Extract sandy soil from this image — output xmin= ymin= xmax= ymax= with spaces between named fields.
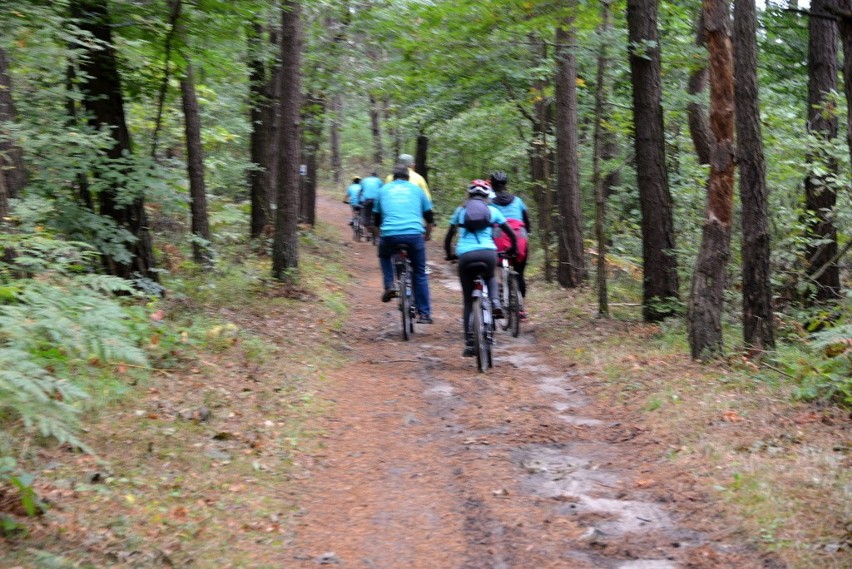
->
xmin=283 ymin=195 xmax=782 ymax=569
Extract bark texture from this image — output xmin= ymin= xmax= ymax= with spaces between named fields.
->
xmin=180 ymin=64 xmax=212 ymax=266
xmin=415 ymin=130 xmax=429 ymax=183
xmin=687 ymin=13 xmax=712 ymax=165
xmin=329 ymin=94 xmax=342 ymax=185
xmin=734 ymin=0 xmax=775 ymax=351
xmin=72 ymin=0 xmax=156 ymax=282
xmin=272 ymin=0 xmax=303 ymax=280
xmin=554 ymin=18 xmax=586 ymax=287
xmin=0 ymin=48 xmax=27 ymax=199
xmin=249 ymin=22 xmax=271 ymax=238
xmin=369 ymin=93 xmax=384 ymax=168
xmin=688 ymin=0 xmax=735 ymax=359
xmin=593 ymin=2 xmax=613 ymax=316
xmin=627 ymin=0 xmax=680 ymax=321
xmin=804 ymin=0 xmax=840 ymax=301
xmin=300 ymin=93 xmax=325 ymax=226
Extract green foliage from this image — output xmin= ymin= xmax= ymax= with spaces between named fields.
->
xmin=0 ymin=457 xmax=42 ymax=523
xmin=0 ymin=234 xmax=151 ymax=452
xmin=789 ymin=324 xmax=852 ymax=407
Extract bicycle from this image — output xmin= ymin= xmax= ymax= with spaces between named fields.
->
xmin=351 ymin=206 xmax=364 ymax=241
xmin=498 ymin=253 xmax=523 ymax=338
xmin=468 ymin=262 xmax=495 ymax=372
xmin=392 ymin=244 xmax=416 ymax=340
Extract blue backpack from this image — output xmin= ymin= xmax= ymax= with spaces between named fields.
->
xmin=461 ymin=199 xmax=492 ymax=241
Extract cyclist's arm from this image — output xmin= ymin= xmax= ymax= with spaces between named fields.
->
xmin=444 ymin=224 xmax=457 ymax=258
xmin=423 ymin=210 xmax=434 ymax=241
xmin=522 ymin=209 xmax=532 ymax=233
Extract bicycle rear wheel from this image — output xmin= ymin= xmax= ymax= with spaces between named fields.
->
xmin=508 ymin=274 xmax=521 ymax=337
xmin=500 ymin=269 xmax=511 ymax=331
xmin=472 ymin=297 xmax=486 ymax=372
xmin=400 ymin=272 xmax=411 ymax=341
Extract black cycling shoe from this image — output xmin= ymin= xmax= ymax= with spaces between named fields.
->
xmin=463 ymin=344 xmax=475 ymax=357
xmin=381 ymin=289 xmax=398 ymax=302
xmin=417 ymin=315 xmax=433 ymax=324
xmin=492 ymin=304 xmax=504 ymax=319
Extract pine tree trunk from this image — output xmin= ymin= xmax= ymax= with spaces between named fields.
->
xmin=369 ymin=94 xmax=384 ymax=168
xmin=71 ymin=0 xmax=157 ymax=282
xmin=272 ymin=0 xmax=302 ymax=281
xmin=627 ymin=0 xmax=680 ymax=321
xmin=180 ymin=64 xmax=212 ymax=267
xmin=528 ymin=36 xmax=555 ymax=282
xmin=687 ymin=13 xmax=712 ymax=166
xmin=415 ymin=129 xmax=429 ymax=183
xmin=0 ymin=48 xmax=27 ymax=198
xmin=300 ymin=93 xmax=324 ymax=226
xmin=593 ymin=1 xmax=613 ymax=317
xmin=735 ymin=0 xmax=775 ymax=352
xmin=841 ymin=6 xmax=852 ymax=191
xmin=688 ymin=0 xmax=735 ymax=360
xmin=329 ymin=93 xmax=342 ymax=185
xmin=804 ymin=0 xmax=840 ymax=301
xmin=249 ymin=22 xmax=270 ymax=238
xmin=554 ymin=17 xmax=586 ymax=288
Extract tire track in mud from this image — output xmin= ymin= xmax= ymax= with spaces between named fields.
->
xmin=287 ymin=195 xmax=771 ymax=569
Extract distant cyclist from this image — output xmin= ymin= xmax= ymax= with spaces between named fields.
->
xmin=374 ymin=163 xmax=435 ymax=324
xmin=344 ymin=176 xmax=363 ymax=226
xmin=358 ymin=172 xmax=383 ymax=236
xmin=444 ymin=179 xmax=518 ymax=357
xmin=489 ymin=171 xmax=531 ymax=317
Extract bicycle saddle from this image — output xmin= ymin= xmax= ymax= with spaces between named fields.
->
xmin=465 ymin=261 xmax=489 ymax=275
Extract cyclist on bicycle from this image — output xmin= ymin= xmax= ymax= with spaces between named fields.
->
xmin=444 ymin=179 xmax=518 ymax=357
xmin=489 ymin=171 xmax=531 ymax=318
xmin=373 ymin=163 xmax=435 ymax=324
xmin=359 ymin=172 xmax=383 ymax=237
xmin=344 ymin=176 xmax=362 ymax=226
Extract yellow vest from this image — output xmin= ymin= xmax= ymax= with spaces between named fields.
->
xmin=386 ymin=168 xmax=431 ymax=201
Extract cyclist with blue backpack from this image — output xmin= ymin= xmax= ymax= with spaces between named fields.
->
xmin=358 ymin=172 xmax=384 ymax=236
xmin=444 ymin=179 xmax=518 ymax=357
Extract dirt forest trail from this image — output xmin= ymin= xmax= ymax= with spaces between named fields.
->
xmin=284 ymin=194 xmax=777 ymax=569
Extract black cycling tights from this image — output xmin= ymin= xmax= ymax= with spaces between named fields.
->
xmin=458 ymin=249 xmax=499 ymax=337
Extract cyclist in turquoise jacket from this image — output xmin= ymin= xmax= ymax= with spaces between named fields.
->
xmin=444 ymin=179 xmax=518 ymax=357
xmin=373 ymin=164 xmax=435 ymax=323
xmin=344 ymin=177 xmax=362 ymax=226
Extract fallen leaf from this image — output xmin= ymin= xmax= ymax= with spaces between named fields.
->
xmin=722 ymin=410 xmax=742 ymax=423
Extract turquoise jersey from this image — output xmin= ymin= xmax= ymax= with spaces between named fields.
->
xmin=359 ymin=176 xmax=383 ymax=200
xmin=346 ymin=183 xmax=362 ymax=205
xmin=373 ymin=180 xmax=432 ymax=236
xmin=450 ymin=204 xmax=507 ymax=256
xmin=492 ymin=195 xmax=527 ymax=222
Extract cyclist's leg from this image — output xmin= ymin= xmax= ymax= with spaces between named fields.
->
xmin=377 ymin=236 xmax=396 ymax=293
xmin=514 ymin=257 xmax=528 ymax=298
xmin=457 ymin=254 xmax=478 ymax=353
xmin=404 ymin=234 xmax=431 ymax=319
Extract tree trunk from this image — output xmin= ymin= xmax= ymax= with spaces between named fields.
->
xmin=735 ymin=0 xmax=775 ymax=352
xmin=249 ymin=21 xmax=270 ymax=238
xmin=300 ymin=93 xmax=325 ymax=226
xmin=804 ymin=0 xmax=841 ymax=301
xmin=554 ymin=16 xmax=586 ymax=288
xmin=329 ymin=93 xmax=342 ymax=185
xmin=593 ymin=2 xmax=613 ymax=317
xmin=71 ymin=0 xmax=157 ymax=282
xmin=369 ymin=93 xmax=384 ymax=168
xmin=272 ymin=0 xmax=302 ymax=281
xmin=841 ymin=6 xmax=852 ymax=193
xmin=627 ymin=0 xmax=680 ymax=321
xmin=0 ymin=48 xmax=27 ymax=198
xmin=687 ymin=12 xmax=712 ymax=165
xmin=180 ymin=64 xmax=213 ymax=267
xmin=415 ymin=129 xmax=429 ymax=183
xmin=386 ymin=99 xmax=401 ymax=163
xmin=688 ymin=0 xmax=735 ymax=359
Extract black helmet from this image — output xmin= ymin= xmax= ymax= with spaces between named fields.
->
xmin=489 ymin=171 xmax=508 ymax=186
xmin=353 ymin=176 xmax=361 ymax=183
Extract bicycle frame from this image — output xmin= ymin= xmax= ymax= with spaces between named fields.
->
xmin=392 ymin=247 xmax=416 ymax=340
